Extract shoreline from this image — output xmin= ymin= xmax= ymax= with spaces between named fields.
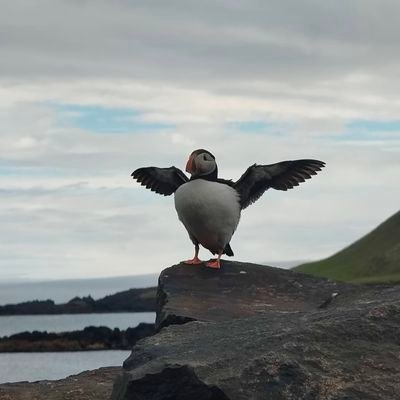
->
xmin=0 ymin=287 xmax=157 ymax=316
xmin=0 ymin=323 xmax=154 ymax=352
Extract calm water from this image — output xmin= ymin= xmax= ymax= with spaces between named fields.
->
xmin=0 ymin=312 xmax=155 ymax=383
xmin=0 ymin=312 xmax=156 ymax=337
xmin=0 ymin=351 xmax=130 ymax=383
xmin=0 ymin=277 xmax=158 ymax=384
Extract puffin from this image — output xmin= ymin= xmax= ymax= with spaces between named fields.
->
xmin=132 ymin=149 xmax=325 ymax=269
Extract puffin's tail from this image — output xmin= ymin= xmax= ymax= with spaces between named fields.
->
xmin=224 ymin=243 xmax=234 ymax=257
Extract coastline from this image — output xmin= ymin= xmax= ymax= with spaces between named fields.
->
xmin=0 ymin=323 xmax=154 ymax=352
xmin=0 ymin=287 xmax=157 ymax=316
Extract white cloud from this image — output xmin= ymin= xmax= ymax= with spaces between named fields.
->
xmin=0 ymin=1 xmax=399 ymax=281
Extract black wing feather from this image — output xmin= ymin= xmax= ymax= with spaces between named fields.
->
xmin=131 ymin=166 xmax=188 ymax=196
xmin=234 ymin=159 xmax=325 ymax=209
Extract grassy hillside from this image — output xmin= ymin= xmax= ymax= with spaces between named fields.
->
xmin=294 ymin=210 xmax=400 ymax=284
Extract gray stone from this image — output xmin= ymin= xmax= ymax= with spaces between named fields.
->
xmin=112 ymin=261 xmax=400 ymax=400
xmin=155 ymin=261 xmax=357 ymax=331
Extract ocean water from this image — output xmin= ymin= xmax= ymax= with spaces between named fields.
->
xmin=0 ymin=312 xmax=156 ymax=337
xmin=0 ymin=312 xmax=155 ymax=384
xmin=0 ymin=351 xmax=130 ymax=384
xmin=0 ymin=276 xmax=158 ymax=384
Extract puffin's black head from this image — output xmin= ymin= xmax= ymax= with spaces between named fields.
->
xmin=185 ymin=149 xmax=217 ymax=179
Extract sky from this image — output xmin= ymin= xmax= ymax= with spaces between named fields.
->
xmin=1 ymin=0 xmax=399 ymax=281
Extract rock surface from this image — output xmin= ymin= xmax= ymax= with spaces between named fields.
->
xmin=155 ymin=261 xmax=358 ymax=330
xmin=112 ymin=261 xmax=400 ymax=400
xmin=0 ymin=367 xmax=120 ymax=400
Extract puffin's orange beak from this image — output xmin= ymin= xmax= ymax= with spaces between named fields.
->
xmin=185 ymin=155 xmax=194 ymax=173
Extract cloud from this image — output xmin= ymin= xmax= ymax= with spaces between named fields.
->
xmin=0 ymin=1 xmax=399 ymax=281
xmin=1 ymin=0 xmax=400 ymax=84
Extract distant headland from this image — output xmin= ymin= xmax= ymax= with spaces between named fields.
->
xmin=0 ymin=287 xmax=157 ymax=315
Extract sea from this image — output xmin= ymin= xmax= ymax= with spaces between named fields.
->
xmin=0 ymin=274 xmax=158 ymax=384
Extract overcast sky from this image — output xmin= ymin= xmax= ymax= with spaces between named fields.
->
xmin=1 ymin=0 xmax=399 ymax=281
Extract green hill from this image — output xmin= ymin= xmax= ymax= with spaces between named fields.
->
xmin=294 ymin=210 xmax=400 ymax=284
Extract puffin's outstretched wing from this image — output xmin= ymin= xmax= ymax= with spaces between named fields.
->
xmin=234 ymin=159 xmax=325 ymax=209
xmin=132 ymin=166 xmax=188 ymax=196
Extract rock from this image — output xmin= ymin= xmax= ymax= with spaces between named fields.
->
xmin=112 ymin=261 xmax=400 ymax=400
xmin=0 ymin=287 xmax=157 ymax=315
xmin=0 ymin=323 xmax=155 ymax=352
xmin=155 ymin=261 xmax=358 ymax=331
xmin=0 ymin=367 xmax=120 ymax=400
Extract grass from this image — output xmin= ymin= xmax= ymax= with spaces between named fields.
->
xmin=294 ymin=210 xmax=400 ymax=284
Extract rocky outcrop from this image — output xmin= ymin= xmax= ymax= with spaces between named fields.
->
xmin=0 ymin=367 xmax=120 ymax=400
xmin=112 ymin=261 xmax=400 ymax=400
xmin=0 ymin=287 xmax=157 ymax=315
xmin=155 ymin=261 xmax=358 ymax=330
xmin=0 ymin=323 xmax=154 ymax=352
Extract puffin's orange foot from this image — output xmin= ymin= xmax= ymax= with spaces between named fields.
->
xmin=183 ymin=257 xmax=203 ymax=265
xmin=206 ymin=259 xmax=221 ymax=269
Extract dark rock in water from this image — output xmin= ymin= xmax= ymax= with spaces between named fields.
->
xmin=0 ymin=287 xmax=157 ymax=315
xmin=0 ymin=323 xmax=155 ymax=352
xmin=112 ymin=261 xmax=400 ymax=400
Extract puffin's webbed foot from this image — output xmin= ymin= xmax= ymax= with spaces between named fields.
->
xmin=183 ymin=256 xmax=203 ymax=265
xmin=206 ymin=250 xmax=223 ymax=269
xmin=183 ymin=244 xmax=202 ymax=265
xmin=206 ymin=259 xmax=221 ymax=269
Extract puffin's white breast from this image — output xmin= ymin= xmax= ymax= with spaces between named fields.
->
xmin=174 ymin=179 xmax=241 ymax=251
